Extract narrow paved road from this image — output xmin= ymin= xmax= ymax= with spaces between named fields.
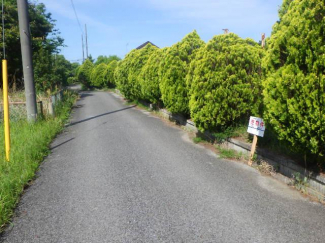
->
xmin=2 ymin=91 xmax=325 ymax=243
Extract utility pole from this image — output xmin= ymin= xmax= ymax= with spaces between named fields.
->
xmin=222 ymin=29 xmax=229 ymax=34
xmin=261 ymin=33 xmax=266 ymax=49
xmin=85 ymin=24 xmax=88 ymax=59
xmin=82 ymin=34 xmax=85 ymax=63
xmin=17 ymin=0 xmax=37 ymax=122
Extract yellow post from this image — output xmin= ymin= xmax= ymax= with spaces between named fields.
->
xmin=2 ymin=59 xmax=10 ymax=161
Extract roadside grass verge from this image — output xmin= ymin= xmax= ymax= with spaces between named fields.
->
xmin=0 ymin=90 xmax=77 ymax=231
xmin=215 ymin=145 xmax=248 ymax=161
xmin=193 ymin=137 xmax=204 ymax=144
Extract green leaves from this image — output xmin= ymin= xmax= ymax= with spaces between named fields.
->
xmin=115 ymin=44 xmax=158 ymax=100
xmin=77 ymin=59 xmax=94 ymax=88
xmin=160 ymin=30 xmax=205 ymax=115
xmin=139 ymin=48 xmax=165 ymax=105
xmin=91 ymin=63 xmax=108 ymax=88
xmin=188 ymin=33 xmax=263 ymax=131
xmin=0 ymin=0 xmax=65 ymax=91
xmin=106 ymin=60 xmax=118 ymax=87
xmin=263 ymin=0 xmax=325 ymax=157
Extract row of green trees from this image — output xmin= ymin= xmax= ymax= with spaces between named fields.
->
xmin=114 ymin=31 xmax=263 ymax=132
xmin=110 ymin=0 xmax=324 ymax=163
xmin=77 ymin=55 xmax=120 ymax=89
xmin=0 ymin=0 xmax=77 ymax=92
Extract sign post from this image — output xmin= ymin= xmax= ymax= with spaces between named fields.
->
xmin=247 ymin=116 xmax=265 ymax=166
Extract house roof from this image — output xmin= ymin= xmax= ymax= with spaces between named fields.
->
xmin=135 ymin=41 xmax=159 ymax=50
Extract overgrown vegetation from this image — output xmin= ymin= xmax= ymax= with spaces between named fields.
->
xmin=0 ymin=90 xmax=77 ymax=230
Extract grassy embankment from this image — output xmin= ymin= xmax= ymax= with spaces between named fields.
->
xmin=0 ymin=90 xmax=77 ymax=230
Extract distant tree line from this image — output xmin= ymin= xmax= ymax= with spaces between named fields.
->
xmin=77 ymin=55 xmax=120 ymax=89
xmin=0 ymin=0 xmax=78 ymax=92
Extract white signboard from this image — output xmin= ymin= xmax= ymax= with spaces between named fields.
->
xmin=247 ymin=116 xmax=265 ymax=137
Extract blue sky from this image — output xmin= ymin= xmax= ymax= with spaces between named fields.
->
xmin=39 ymin=0 xmax=284 ymax=63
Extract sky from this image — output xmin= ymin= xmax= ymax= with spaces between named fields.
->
xmin=38 ymin=0 xmax=284 ymax=63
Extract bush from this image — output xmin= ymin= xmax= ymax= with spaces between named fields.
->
xmin=115 ymin=58 xmax=131 ymax=98
xmin=262 ymin=0 xmax=325 ymax=160
xmin=160 ymin=30 xmax=205 ymax=115
xmin=188 ymin=33 xmax=263 ymax=131
xmin=106 ymin=60 xmax=118 ymax=87
xmin=90 ymin=63 xmax=108 ymax=88
xmin=116 ymin=44 xmax=157 ymax=100
xmin=139 ymin=48 xmax=166 ymax=105
xmin=77 ymin=59 xmax=94 ymax=88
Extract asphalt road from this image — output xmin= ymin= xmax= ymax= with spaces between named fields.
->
xmin=2 ymin=91 xmax=325 ymax=243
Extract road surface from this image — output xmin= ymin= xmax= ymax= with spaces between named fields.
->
xmin=1 ymin=91 xmax=325 ymax=242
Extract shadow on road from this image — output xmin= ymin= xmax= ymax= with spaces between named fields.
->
xmin=50 ymin=138 xmax=75 ymax=150
xmin=67 ymin=105 xmax=136 ymax=127
xmin=79 ymin=93 xmax=93 ymax=99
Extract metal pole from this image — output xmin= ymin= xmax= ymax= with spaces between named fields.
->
xmin=17 ymin=0 xmax=37 ymax=122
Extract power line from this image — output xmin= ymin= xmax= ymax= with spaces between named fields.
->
xmin=70 ymin=0 xmax=85 ymax=63
xmin=70 ymin=0 xmax=83 ymax=34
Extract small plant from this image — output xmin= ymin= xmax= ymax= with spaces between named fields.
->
xmin=292 ymin=172 xmax=309 ymax=192
xmin=193 ymin=137 xmax=203 ymax=144
xmin=217 ymin=146 xmax=244 ymax=160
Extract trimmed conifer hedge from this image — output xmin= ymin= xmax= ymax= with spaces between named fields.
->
xmin=90 ymin=63 xmax=108 ymax=87
xmin=263 ymin=0 xmax=325 ymax=159
xmin=115 ymin=44 xmax=158 ymax=100
xmin=188 ymin=33 xmax=263 ymax=131
xmin=106 ymin=60 xmax=118 ymax=87
xmin=159 ymin=31 xmax=205 ymax=115
xmin=139 ymin=48 xmax=166 ymax=105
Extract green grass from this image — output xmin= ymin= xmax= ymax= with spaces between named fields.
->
xmin=216 ymin=145 xmax=248 ymax=161
xmin=0 ymin=90 xmax=77 ymax=230
xmin=193 ymin=137 xmax=204 ymax=144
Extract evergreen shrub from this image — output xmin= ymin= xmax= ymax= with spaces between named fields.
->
xmin=160 ymin=31 xmax=205 ymax=115
xmin=188 ymin=33 xmax=263 ymax=131
xmin=263 ymin=0 xmax=325 ymax=159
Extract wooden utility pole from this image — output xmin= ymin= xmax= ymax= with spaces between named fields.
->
xmin=261 ymin=33 xmax=266 ymax=49
xmin=81 ymin=34 xmax=85 ymax=63
xmin=85 ymin=24 xmax=88 ymax=59
xmin=17 ymin=0 xmax=37 ymax=122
